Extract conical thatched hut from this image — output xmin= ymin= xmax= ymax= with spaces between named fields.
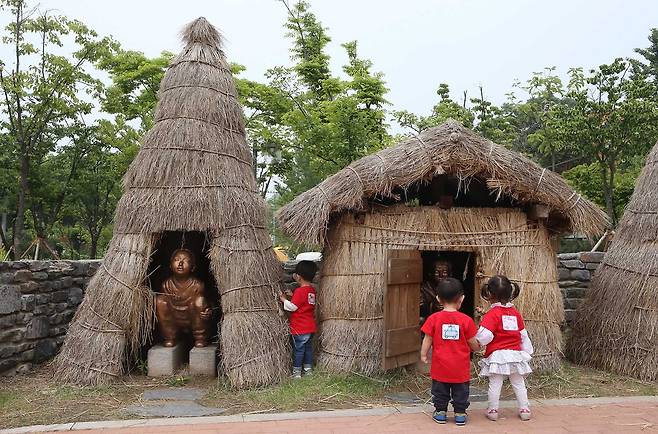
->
xmin=569 ymin=141 xmax=658 ymax=380
xmin=277 ymin=121 xmax=607 ymax=374
xmin=54 ymin=18 xmax=290 ymax=387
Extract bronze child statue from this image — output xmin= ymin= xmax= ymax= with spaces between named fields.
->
xmin=155 ymin=249 xmax=211 ymax=347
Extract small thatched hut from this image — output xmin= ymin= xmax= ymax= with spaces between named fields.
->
xmin=569 ymin=140 xmax=658 ymax=380
xmin=277 ymin=121 xmax=607 ymax=374
xmin=54 ymin=18 xmax=289 ymax=387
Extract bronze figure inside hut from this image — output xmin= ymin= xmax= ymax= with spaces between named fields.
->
xmin=156 ymin=248 xmax=211 ymax=347
xmin=420 ymin=259 xmax=452 ymax=325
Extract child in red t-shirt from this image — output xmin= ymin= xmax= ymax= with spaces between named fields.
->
xmin=279 ymin=260 xmax=317 ymax=379
xmin=421 ymin=278 xmax=479 ymax=426
xmin=476 ymin=275 xmax=534 ymax=422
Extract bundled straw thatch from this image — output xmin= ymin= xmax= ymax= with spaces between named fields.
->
xmin=54 ymin=17 xmax=290 ymax=387
xmin=277 ymin=121 xmax=607 ymax=375
xmin=276 ymin=121 xmax=608 ymax=247
xmin=569 ymin=141 xmax=658 ymax=381
xmin=319 ymin=206 xmax=564 ymax=373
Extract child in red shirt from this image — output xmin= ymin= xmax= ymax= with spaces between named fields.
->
xmin=421 ymin=277 xmax=479 ymax=426
xmin=279 ymin=260 xmax=317 ymax=379
xmin=476 ymin=275 xmax=534 ymax=422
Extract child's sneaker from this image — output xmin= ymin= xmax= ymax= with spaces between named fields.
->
xmin=485 ymin=408 xmax=499 ymax=421
xmin=303 ymin=364 xmax=313 ymax=376
xmin=292 ymin=367 xmax=302 ymax=379
xmin=432 ymin=411 xmax=447 ymax=424
xmin=454 ymin=413 xmax=467 ymax=426
xmin=519 ymin=408 xmax=531 ymax=421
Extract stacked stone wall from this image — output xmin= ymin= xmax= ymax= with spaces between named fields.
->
xmin=0 ymin=260 xmax=100 ymax=375
xmin=557 ymin=252 xmax=603 ymax=324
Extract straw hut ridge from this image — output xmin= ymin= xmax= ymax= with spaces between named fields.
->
xmin=277 ymin=121 xmax=608 ymax=374
xmin=54 ymin=17 xmax=290 ymax=388
xmin=569 ymin=140 xmax=658 ymax=381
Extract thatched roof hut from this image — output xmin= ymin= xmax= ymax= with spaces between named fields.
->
xmin=277 ymin=121 xmax=607 ymax=374
xmin=569 ymin=141 xmax=658 ymax=380
xmin=54 ymin=17 xmax=289 ymax=387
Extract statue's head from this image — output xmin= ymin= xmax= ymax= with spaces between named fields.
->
xmin=170 ymin=248 xmax=195 ymax=276
xmin=432 ymin=260 xmax=452 ymax=281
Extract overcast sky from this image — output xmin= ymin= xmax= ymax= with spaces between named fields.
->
xmin=4 ymin=0 xmax=658 ymax=119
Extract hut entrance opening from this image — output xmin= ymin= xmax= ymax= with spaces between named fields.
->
xmin=147 ymin=231 xmax=220 ymax=354
xmin=421 ymin=251 xmax=476 ymax=319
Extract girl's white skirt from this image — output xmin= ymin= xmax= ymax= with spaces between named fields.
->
xmin=478 ymin=350 xmax=532 ymax=377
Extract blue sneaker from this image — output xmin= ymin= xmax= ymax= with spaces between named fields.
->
xmin=432 ymin=410 xmax=447 ymax=424
xmin=454 ymin=413 xmax=467 ymax=426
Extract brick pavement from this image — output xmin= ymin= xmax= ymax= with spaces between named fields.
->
xmin=4 ymin=397 xmax=658 ymax=434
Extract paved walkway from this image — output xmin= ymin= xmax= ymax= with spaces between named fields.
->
xmin=4 ymin=396 xmax=658 ymax=434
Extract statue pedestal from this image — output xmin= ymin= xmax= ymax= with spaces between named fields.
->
xmin=189 ymin=346 xmax=216 ymax=376
xmin=147 ymin=344 xmax=186 ymax=376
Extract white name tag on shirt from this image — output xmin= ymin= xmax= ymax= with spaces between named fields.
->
xmin=442 ymin=324 xmax=460 ymax=340
xmin=502 ymin=315 xmax=518 ymax=331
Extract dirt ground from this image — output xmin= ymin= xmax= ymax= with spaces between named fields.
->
xmin=1 ymin=360 xmax=658 ymax=430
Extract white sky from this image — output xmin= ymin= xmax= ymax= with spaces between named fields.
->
xmin=3 ymin=0 xmax=658 ymax=119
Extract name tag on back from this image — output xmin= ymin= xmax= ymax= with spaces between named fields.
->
xmin=442 ymin=324 xmax=460 ymax=340
xmin=502 ymin=315 xmax=518 ymax=331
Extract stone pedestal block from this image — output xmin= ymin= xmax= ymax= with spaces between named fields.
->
xmin=189 ymin=346 xmax=216 ymax=376
xmin=147 ymin=344 xmax=186 ymax=377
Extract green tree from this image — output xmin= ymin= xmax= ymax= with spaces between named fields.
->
xmin=0 ymin=0 xmax=113 ymax=258
xmin=548 ymin=60 xmax=658 ymax=222
xmin=98 ymin=49 xmax=173 ymax=132
xmin=65 ymin=119 xmax=138 ymax=258
xmin=633 ymin=28 xmax=658 ymax=83
xmin=470 ymin=85 xmax=517 ymax=145
xmin=393 ymin=83 xmax=473 ymax=133
xmin=267 ymin=1 xmax=390 ymax=202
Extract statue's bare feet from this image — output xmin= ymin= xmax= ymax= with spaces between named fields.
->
xmin=163 ymin=340 xmax=175 ymax=347
xmin=194 ymin=340 xmax=207 ymax=348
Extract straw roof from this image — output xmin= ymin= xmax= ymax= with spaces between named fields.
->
xmin=276 ymin=121 xmax=608 ymax=246
xmin=114 ymin=17 xmax=260 ymax=234
xmin=54 ymin=17 xmax=289 ymax=387
xmin=568 ymin=140 xmax=658 ymax=380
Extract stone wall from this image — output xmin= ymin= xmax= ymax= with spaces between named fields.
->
xmin=0 ymin=260 xmax=100 ymax=375
xmin=557 ymin=251 xmax=603 ymax=324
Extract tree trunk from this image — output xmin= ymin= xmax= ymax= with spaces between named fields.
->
xmin=600 ymin=162 xmax=615 ymax=225
xmin=89 ymin=232 xmax=99 ymax=259
xmin=0 ymin=213 xmax=9 ymax=254
xmin=608 ymin=161 xmax=617 ymax=224
xmin=12 ymin=150 xmax=29 ymax=259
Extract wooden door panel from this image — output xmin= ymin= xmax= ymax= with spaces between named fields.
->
xmin=387 ymin=258 xmax=423 ymax=285
xmin=385 ymin=326 xmax=421 ymax=357
xmin=383 ymin=250 xmax=421 ymax=370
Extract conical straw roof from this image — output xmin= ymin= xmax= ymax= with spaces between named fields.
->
xmin=54 ymin=18 xmax=290 ymax=387
xmin=569 ymin=140 xmax=658 ymax=380
xmin=115 ymin=17 xmax=259 ymax=235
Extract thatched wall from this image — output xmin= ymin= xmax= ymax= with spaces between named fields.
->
xmin=319 ymin=205 xmax=562 ymax=374
xmin=568 ymin=143 xmax=658 ymax=381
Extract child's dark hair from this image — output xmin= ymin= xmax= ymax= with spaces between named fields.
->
xmin=482 ymin=275 xmax=520 ymax=303
xmin=436 ymin=277 xmax=464 ymax=303
xmin=294 ymin=260 xmax=317 ymax=282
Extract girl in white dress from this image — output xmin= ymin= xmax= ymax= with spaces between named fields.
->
xmin=476 ymin=275 xmax=533 ymax=421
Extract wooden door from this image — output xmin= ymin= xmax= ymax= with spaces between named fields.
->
xmin=382 ymin=250 xmax=422 ymax=370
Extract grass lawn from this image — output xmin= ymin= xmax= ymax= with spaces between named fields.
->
xmin=1 ymin=360 xmax=657 ymax=430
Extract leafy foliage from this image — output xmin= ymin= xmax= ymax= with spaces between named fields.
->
xmin=1 ymin=1 xmax=658 ymax=257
